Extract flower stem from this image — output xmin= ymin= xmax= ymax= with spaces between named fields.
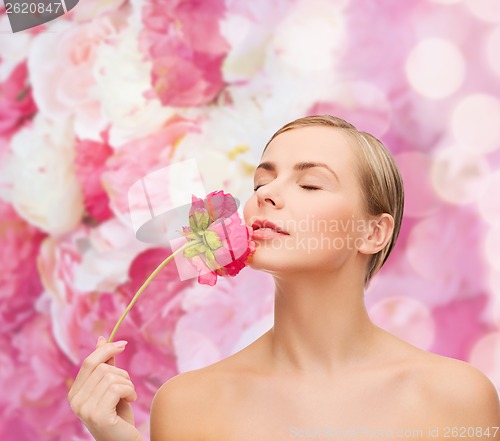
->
xmin=107 ymin=239 xmax=200 ymax=343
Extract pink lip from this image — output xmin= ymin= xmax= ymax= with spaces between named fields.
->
xmin=251 ymin=219 xmax=289 ymax=235
xmin=252 ymin=229 xmax=289 ymax=240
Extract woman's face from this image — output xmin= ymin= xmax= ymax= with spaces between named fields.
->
xmin=243 ymin=125 xmax=372 ymax=274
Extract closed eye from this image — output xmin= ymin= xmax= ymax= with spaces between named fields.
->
xmin=253 ymin=184 xmax=321 ymax=191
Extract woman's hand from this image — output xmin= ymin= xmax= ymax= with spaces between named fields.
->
xmin=67 ymin=337 xmax=142 ymax=441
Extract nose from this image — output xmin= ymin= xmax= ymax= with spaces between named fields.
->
xmin=256 ymin=183 xmax=282 ymax=208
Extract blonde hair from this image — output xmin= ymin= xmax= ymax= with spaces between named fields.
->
xmin=262 ymin=115 xmax=405 ymax=288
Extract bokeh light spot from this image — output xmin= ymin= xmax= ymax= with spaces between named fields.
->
xmin=486 ymin=26 xmax=500 ymax=78
xmin=465 ymin=0 xmax=500 ymax=23
xmin=369 ymin=296 xmax=435 ymax=350
xmin=431 ymin=146 xmax=490 ymax=205
xmin=484 ymin=226 xmax=500 ymax=272
xmin=271 ymin=0 xmax=345 ymax=72
xmin=477 ymin=170 xmax=500 ymax=226
xmin=451 ymin=94 xmax=500 ymax=154
xmin=429 ymin=0 xmax=463 ymax=4
xmin=405 ymin=38 xmax=465 ymax=99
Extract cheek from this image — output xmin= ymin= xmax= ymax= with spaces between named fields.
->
xmin=242 ymin=197 xmax=255 ymax=224
xmin=302 ymin=206 xmax=364 ymax=247
xmin=302 ymin=207 xmax=346 ymax=234
xmin=305 ymin=195 xmax=360 ymax=232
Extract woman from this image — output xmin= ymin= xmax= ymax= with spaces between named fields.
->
xmin=68 ymin=115 xmax=500 ymax=441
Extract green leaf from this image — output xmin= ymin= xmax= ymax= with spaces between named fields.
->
xmin=201 ymin=233 xmax=209 ymax=248
xmin=183 ymin=242 xmax=207 ymax=258
xmin=187 ymin=232 xmax=200 ymax=241
xmin=189 ymin=210 xmax=210 ymax=233
xmin=204 ymin=230 xmax=222 ymax=250
xmin=178 ymin=230 xmax=200 ymax=242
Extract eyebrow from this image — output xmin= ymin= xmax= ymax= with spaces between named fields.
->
xmin=255 ymin=161 xmax=340 ymax=183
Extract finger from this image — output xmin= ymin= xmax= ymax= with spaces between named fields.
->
xmin=88 ymin=373 xmax=136 ymax=409
xmin=82 ymin=376 xmax=136 ymax=418
xmin=69 ymin=339 xmax=128 ymax=397
xmin=97 ymin=336 xmax=115 ymax=366
xmin=97 ymin=382 xmax=138 ymax=414
xmin=70 ymin=367 xmax=133 ymax=417
xmin=77 ymin=377 xmax=136 ymax=425
xmin=106 ymin=355 xmax=116 ymax=367
xmin=72 ymin=363 xmax=132 ymax=409
xmin=96 ymin=335 xmax=106 ymax=349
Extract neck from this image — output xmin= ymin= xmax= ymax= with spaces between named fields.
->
xmin=265 ymin=267 xmax=378 ymax=379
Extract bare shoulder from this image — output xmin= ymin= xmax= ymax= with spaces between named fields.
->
xmin=149 ymin=333 xmax=269 ymax=441
xmin=150 ymin=366 xmax=228 ymax=441
xmin=374 ymin=328 xmax=500 ymax=430
xmin=410 ymin=350 xmax=500 ymax=426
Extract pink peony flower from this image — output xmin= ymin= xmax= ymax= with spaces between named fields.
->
xmin=28 ymin=17 xmax=118 ymax=140
xmin=37 ymin=219 xmax=157 ymax=362
xmin=0 ymin=61 xmax=37 ymax=138
xmin=0 ymin=200 xmax=46 ymax=333
xmin=101 ymin=116 xmax=198 ymax=221
xmin=74 ymin=132 xmax=114 ymax=223
xmin=37 ymin=227 xmax=89 ymax=363
xmin=121 ymin=248 xmax=191 ymax=350
xmin=0 ymin=315 xmax=93 ymax=440
xmin=139 ymin=0 xmax=230 ymax=106
xmin=2 ymin=114 xmax=85 ymax=236
xmin=65 ymin=0 xmax=127 ymax=23
xmin=179 ymin=190 xmax=256 ymax=286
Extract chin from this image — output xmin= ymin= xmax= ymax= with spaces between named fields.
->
xmin=247 ymin=249 xmax=302 ymax=272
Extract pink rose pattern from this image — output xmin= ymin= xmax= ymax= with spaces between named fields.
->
xmin=1 ymin=1 xmax=500 ymax=439
xmin=0 ymin=61 xmax=37 ymax=138
xmin=181 ymin=191 xmax=256 ymax=286
xmin=74 ymin=132 xmax=114 ymax=223
xmin=139 ymin=0 xmax=230 ymax=107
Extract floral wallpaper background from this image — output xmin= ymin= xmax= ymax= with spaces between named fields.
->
xmin=1 ymin=0 xmax=500 ymax=439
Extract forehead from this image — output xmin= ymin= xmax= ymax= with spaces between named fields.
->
xmin=261 ymin=126 xmax=356 ymax=170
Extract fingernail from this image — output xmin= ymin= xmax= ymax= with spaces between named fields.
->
xmin=113 ymin=340 xmax=128 ymax=349
xmin=97 ymin=336 xmax=105 ymax=343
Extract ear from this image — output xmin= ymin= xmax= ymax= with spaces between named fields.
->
xmin=357 ymin=213 xmax=394 ymax=256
